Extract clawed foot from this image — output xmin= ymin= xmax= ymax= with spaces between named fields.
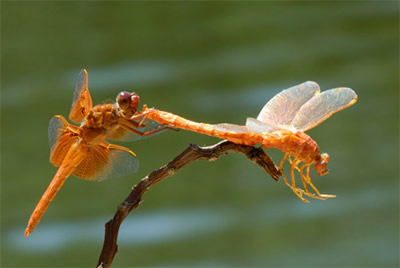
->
xmin=286 ymin=184 xmax=336 ymax=203
xmin=280 ymin=157 xmax=336 ymax=203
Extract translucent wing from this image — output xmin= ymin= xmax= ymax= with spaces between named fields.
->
xmin=246 ymin=117 xmax=277 ymax=134
xmin=212 ymin=123 xmax=260 ymax=146
xmin=48 ymin=115 xmax=79 ymax=167
xmin=257 ymin=81 xmax=320 ymax=127
xmin=291 ymin=87 xmax=358 ymax=131
xmin=69 ymin=69 xmax=93 ymax=123
xmin=72 ymin=142 xmax=139 ymax=181
xmin=106 ymin=119 xmax=166 ymax=142
xmin=213 ymin=123 xmax=249 ymax=133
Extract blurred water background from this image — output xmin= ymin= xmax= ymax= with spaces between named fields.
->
xmin=1 ymin=2 xmax=398 ymax=267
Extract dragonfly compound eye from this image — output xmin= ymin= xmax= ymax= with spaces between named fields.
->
xmin=313 ymin=153 xmax=330 ymax=176
xmin=130 ymin=93 xmax=140 ymax=112
xmin=117 ymin=91 xmax=132 ymax=110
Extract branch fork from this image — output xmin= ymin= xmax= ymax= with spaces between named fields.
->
xmin=97 ymin=140 xmax=281 ymax=267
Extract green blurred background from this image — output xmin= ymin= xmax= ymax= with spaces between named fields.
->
xmin=1 ymin=1 xmax=398 ymax=267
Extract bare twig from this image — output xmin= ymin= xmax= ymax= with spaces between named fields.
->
xmin=96 ymin=140 xmax=281 ymax=268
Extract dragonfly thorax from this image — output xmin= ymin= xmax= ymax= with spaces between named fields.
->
xmin=272 ymin=130 xmax=329 ymax=176
xmin=267 ymin=130 xmax=321 ymax=164
xmin=80 ymin=104 xmax=119 ymax=143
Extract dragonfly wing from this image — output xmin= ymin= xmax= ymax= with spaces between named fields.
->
xmin=291 ymin=87 xmax=358 ymax=132
xmin=246 ymin=117 xmax=277 ymax=133
xmin=213 ymin=123 xmax=249 ymax=133
xmin=48 ymin=115 xmax=79 ymax=167
xmin=106 ymin=126 xmax=137 ymax=141
xmin=72 ymin=142 xmax=139 ymax=181
xmin=257 ymin=81 xmax=320 ymax=127
xmin=69 ymin=69 xmax=93 ymax=123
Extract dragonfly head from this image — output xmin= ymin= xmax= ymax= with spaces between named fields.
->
xmin=117 ymin=91 xmax=140 ymax=117
xmin=313 ymin=153 xmax=330 ymax=176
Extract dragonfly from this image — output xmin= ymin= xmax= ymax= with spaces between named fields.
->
xmin=131 ymin=81 xmax=358 ymax=202
xmin=25 ymin=69 xmax=164 ymax=236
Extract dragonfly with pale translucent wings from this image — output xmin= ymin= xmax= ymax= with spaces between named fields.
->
xmin=131 ymin=81 xmax=357 ymax=202
xmin=25 ymin=69 xmax=164 ymax=236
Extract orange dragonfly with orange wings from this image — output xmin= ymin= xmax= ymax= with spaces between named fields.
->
xmin=132 ymin=81 xmax=357 ymax=202
xmin=25 ymin=69 xmax=164 ymax=236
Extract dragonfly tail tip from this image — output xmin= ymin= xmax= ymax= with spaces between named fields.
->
xmin=24 ymin=226 xmax=32 ymax=237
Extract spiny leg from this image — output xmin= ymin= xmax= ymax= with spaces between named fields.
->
xmin=127 ymin=110 xmax=151 ymax=129
xmin=131 ymin=108 xmax=176 ymax=131
xmin=130 ymin=105 xmax=153 ymax=121
xmin=282 ymin=156 xmax=335 ymax=202
xmin=138 ymin=115 xmax=150 ymax=128
xmin=118 ymin=119 xmax=166 ymax=137
xmin=127 ymin=107 xmax=159 ymax=128
xmin=304 ymin=165 xmax=336 ymax=199
xmin=298 ymin=163 xmax=310 ymax=194
xmin=281 ymin=154 xmax=307 ymax=201
xmin=288 ymin=156 xmax=309 ymax=194
xmin=289 ymin=158 xmax=309 ymax=203
xmin=298 ymin=164 xmax=329 ymax=200
xmin=291 ymin=161 xmax=335 ymax=200
xmin=279 ymin=153 xmax=291 ymax=187
xmin=299 ymin=164 xmax=315 ymax=196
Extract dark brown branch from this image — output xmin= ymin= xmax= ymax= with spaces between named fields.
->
xmin=96 ymin=140 xmax=281 ymax=268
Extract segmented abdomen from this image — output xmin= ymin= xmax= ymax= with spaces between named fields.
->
xmin=146 ymin=110 xmax=260 ymax=145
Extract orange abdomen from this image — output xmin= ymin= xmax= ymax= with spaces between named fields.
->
xmin=24 ymin=142 xmax=87 ymax=236
xmin=147 ymin=110 xmax=260 ymax=146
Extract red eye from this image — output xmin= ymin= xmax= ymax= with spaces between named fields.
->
xmin=313 ymin=153 xmax=330 ymax=176
xmin=131 ymin=94 xmax=140 ymax=110
xmin=117 ymin=91 xmax=132 ymax=110
xmin=117 ymin=91 xmax=140 ymax=117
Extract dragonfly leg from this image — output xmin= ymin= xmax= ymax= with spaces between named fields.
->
xmin=130 ymin=105 xmax=154 ymax=121
xmin=138 ymin=116 xmax=150 ymax=128
xmin=304 ymin=165 xmax=336 ymax=199
xmin=127 ymin=112 xmax=150 ymax=129
xmin=297 ymin=164 xmax=327 ymax=200
xmin=118 ymin=119 xmax=167 ymax=137
xmin=281 ymin=154 xmax=307 ymax=201
xmin=140 ymin=125 xmax=168 ymax=136
xmin=289 ymin=156 xmax=309 ymax=192
xmin=289 ymin=158 xmax=309 ymax=203
xmin=130 ymin=108 xmax=176 ymax=132
xmin=280 ymin=153 xmax=291 ymax=187
xmin=297 ymin=163 xmax=310 ymax=194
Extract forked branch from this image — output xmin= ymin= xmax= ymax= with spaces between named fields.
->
xmin=97 ymin=140 xmax=281 ymax=268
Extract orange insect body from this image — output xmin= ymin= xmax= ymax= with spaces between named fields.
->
xmin=136 ymin=81 xmax=357 ymax=202
xmin=144 ymin=110 xmax=261 ymax=146
xmin=25 ymin=142 xmax=87 ymax=236
xmin=25 ymin=70 xmax=163 ymax=236
xmin=144 ymin=111 xmax=321 ymax=164
xmin=79 ymin=104 xmax=120 ymax=143
xmin=263 ymin=130 xmax=319 ymax=162
xmin=143 ymin=110 xmax=323 ymax=168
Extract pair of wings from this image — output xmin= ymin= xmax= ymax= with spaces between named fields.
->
xmin=48 ymin=69 xmax=157 ymax=181
xmin=215 ymin=81 xmax=357 ymax=135
xmin=48 ymin=115 xmax=139 ymax=181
